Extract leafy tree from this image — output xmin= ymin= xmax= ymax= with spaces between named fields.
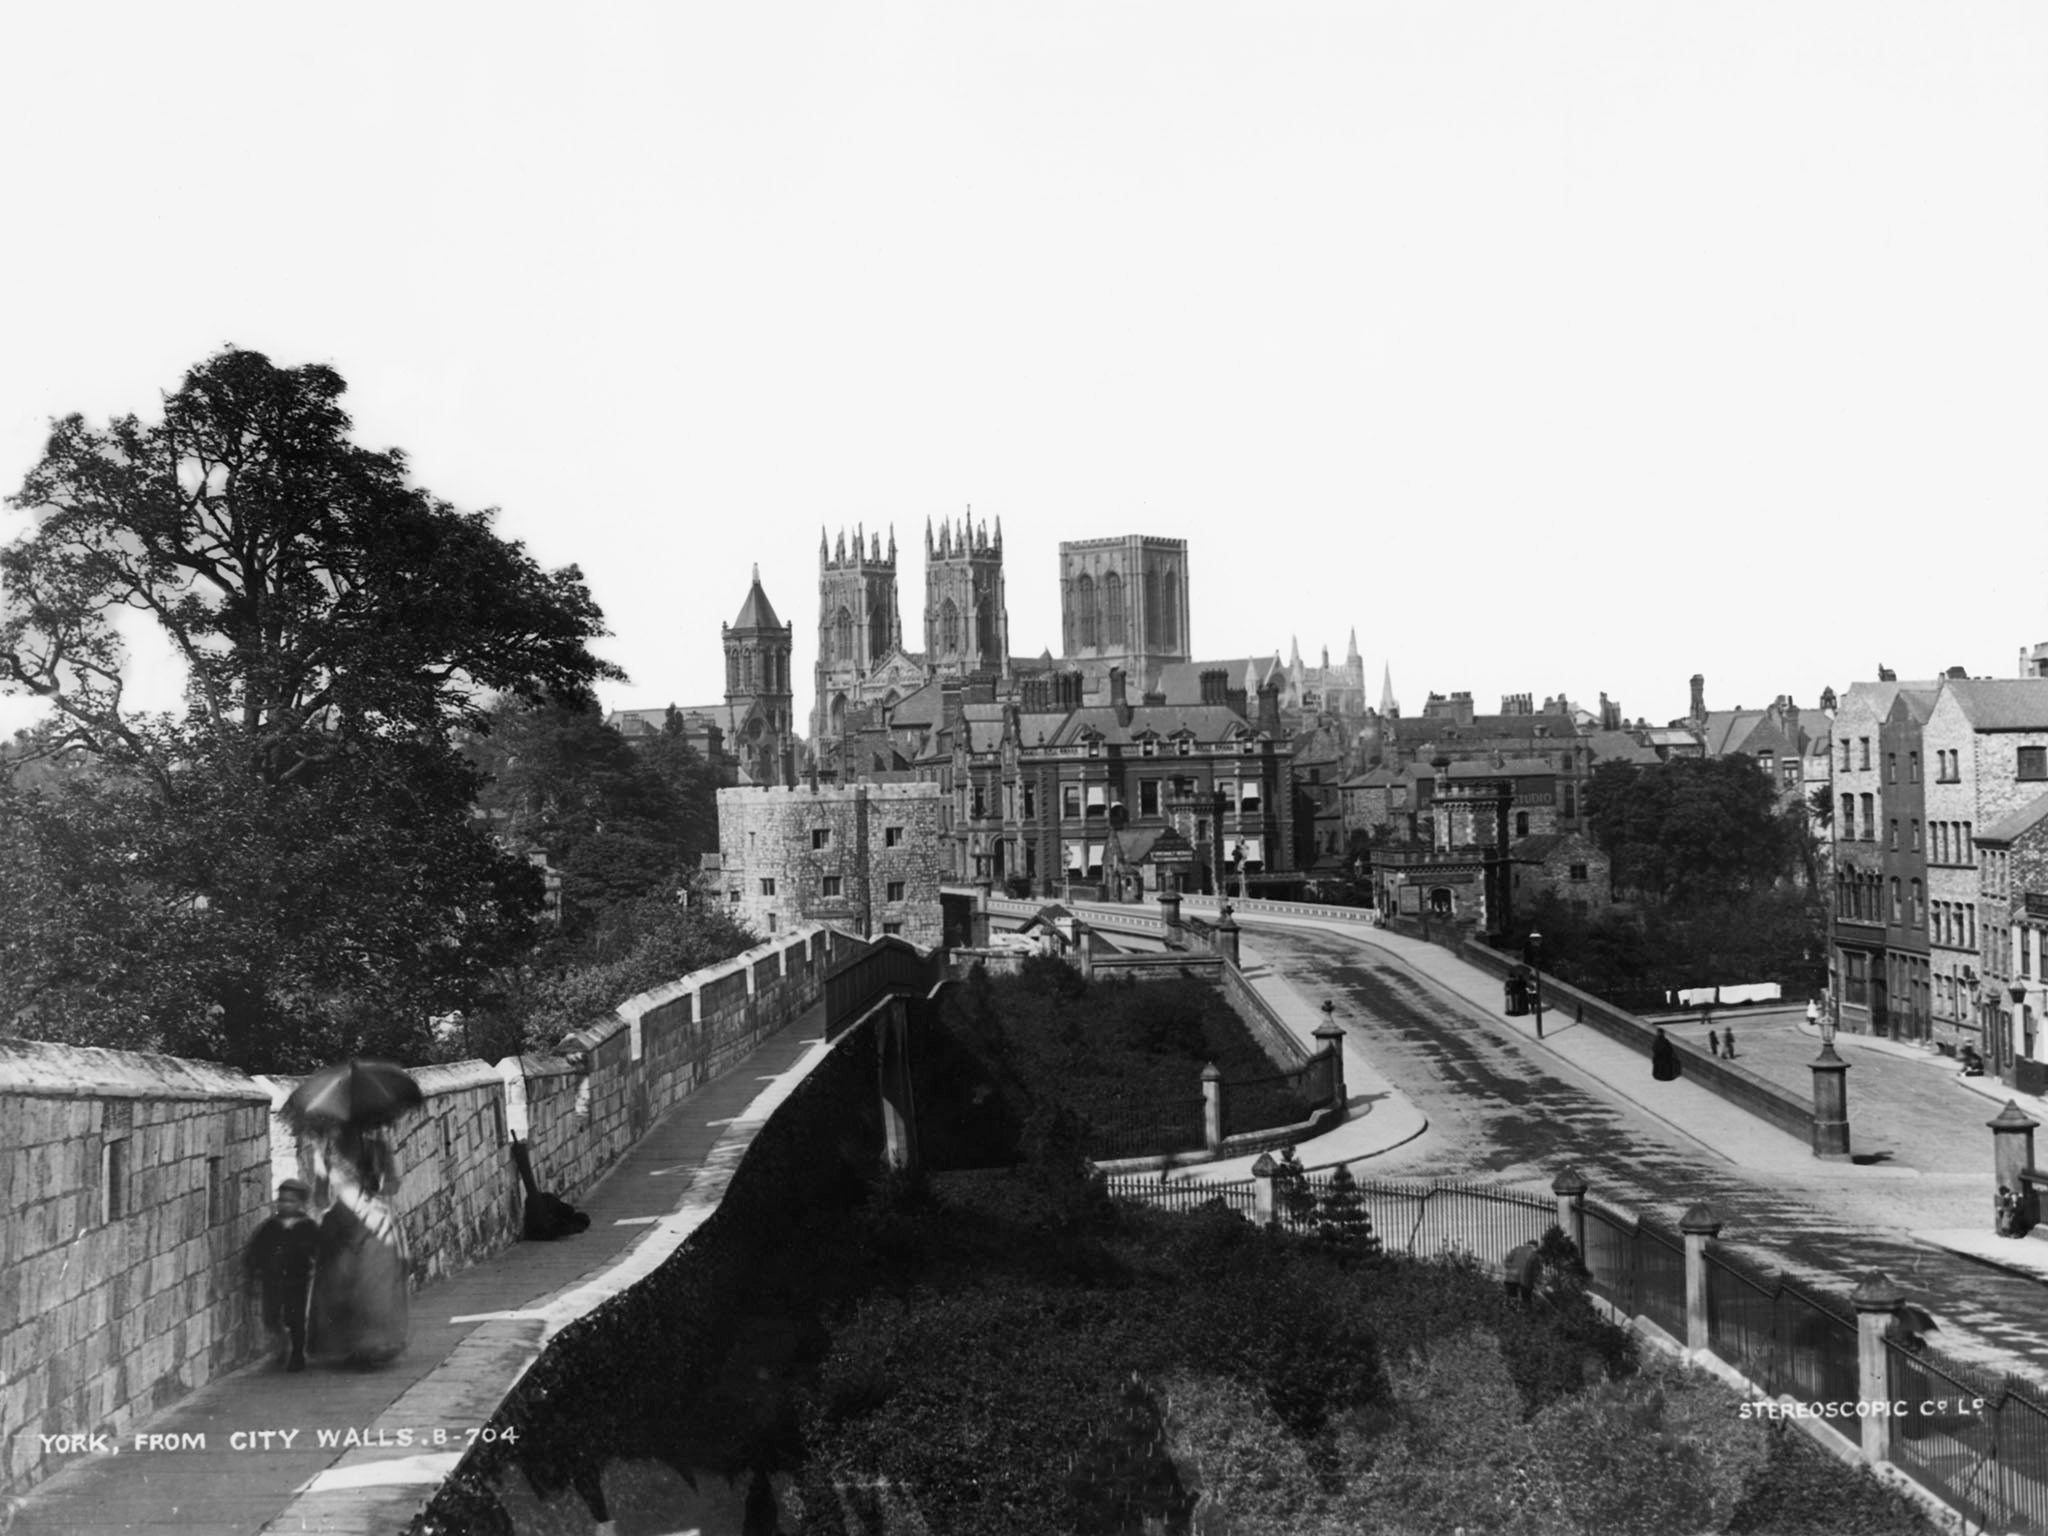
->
xmin=465 ymin=698 xmax=713 ymax=933
xmin=1586 ymin=755 xmax=1800 ymax=907
xmin=0 ymin=348 xmax=617 ymax=1069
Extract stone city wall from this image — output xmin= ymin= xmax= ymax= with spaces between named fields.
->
xmin=0 ymin=1043 xmax=270 ymax=1496
xmin=0 ymin=920 xmax=857 ymax=1500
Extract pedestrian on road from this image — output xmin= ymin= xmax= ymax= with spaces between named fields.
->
xmin=1708 ymin=1028 xmax=1721 ymax=1058
xmin=1652 ymin=1028 xmax=1682 ymax=1081
xmin=242 ymin=1177 xmax=318 ymax=1372
xmin=1723 ymin=1026 xmax=1737 ymax=1059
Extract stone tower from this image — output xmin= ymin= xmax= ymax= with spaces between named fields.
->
xmin=723 ymin=565 xmax=795 ymax=785
xmin=1058 ymin=535 xmax=1191 ymax=683
xmin=814 ymin=525 xmax=902 ymax=743
xmin=923 ymin=510 xmax=1010 ymax=680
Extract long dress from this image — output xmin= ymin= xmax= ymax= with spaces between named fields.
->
xmin=308 ymin=1131 xmax=409 ymax=1365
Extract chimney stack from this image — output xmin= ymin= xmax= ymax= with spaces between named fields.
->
xmin=1689 ymin=674 xmax=1706 ymax=723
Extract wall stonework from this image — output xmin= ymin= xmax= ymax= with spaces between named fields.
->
xmin=0 ymin=921 xmax=859 ymax=1501
xmin=717 ymin=783 xmax=945 ymax=947
xmin=0 ymin=1044 xmax=269 ymax=1495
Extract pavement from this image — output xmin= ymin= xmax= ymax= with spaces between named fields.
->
xmin=1 ymin=1007 xmax=835 ymax=1536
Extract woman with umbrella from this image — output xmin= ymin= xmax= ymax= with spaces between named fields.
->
xmin=283 ymin=1059 xmax=421 ymax=1367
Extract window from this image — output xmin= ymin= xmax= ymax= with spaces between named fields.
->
xmin=1859 ymin=738 xmax=1871 ymax=770
xmin=1085 ymin=784 xmax=1107 ymax=818
xmin=1909 ymin=751 xmax=1920 ymax=782
xmin=1064 ymin=842 xmax=1084 ymax=875
xmin=1240 ymin=781 xmax=1262 ymax=814
xmin=1141 ymin=737 xmax=1157 ymax=757
xmin=1889 ymin=819 xmax=1898 ymax=851
xmin=1140 ymin=780 xmax=1159 ymax=816
xmin=2020 ymin=746 xmax=2048 ymax=781
xmin=1516 ymin=812 xmax=1531 ymax=837
xmin=760 ymin=878 xmax=777 ymax=896
xmin=729 ymin=887 xmax=741 ymax=903
xmin=101 ymin=1138 xmax=127 ymax=1224
xmin=821 ymin=875 xmax=843 ymax=897
xmin=883 ymin=921 xmax=902 ymax=936
xmin=1062 ymin=785 xmax=1082 ymax=818
xmin=1023 ymin=782 xmax=1036 ymax=818
xmin=812 ymin=828 xmax=831 ymax=849
xmin=971 ymin=785 xmax=986 ymax=818
xmin=1086 ymin=736 xmax=1101 ymax=759
xmin=1845 ymin=951 xmax=1868 ymax=1005
xmin=1840 ymin=740 xmax=1852 ymax=771
xmin=1176 ymin=737 xmax=1192 ymax=756
xmin=1911 ymin=818 xmax=1921 ymax=851
xmin=1841 ymin=797 xmax=1856 ymax=841
xmin=1858 ymin=794 xmax=1873 ymax=838
xmin=1569 ymin=863 xmax=1589 ymax=881
xmin=887 ymin=880 xmax=905 ymax=902
xmin=885 ymin=825 xmax=903 ymax=847
xmin=767 ymin=913 xmax=777 ymax=932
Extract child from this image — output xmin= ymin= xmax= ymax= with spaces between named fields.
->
xmin=244 ymin=1178 xmax=319 ymax=1371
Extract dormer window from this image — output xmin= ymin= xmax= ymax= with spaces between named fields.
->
xmin=1141 ymin=737 xmax=1157 ymax=758
xmin=1176 ymin=737 xmax=1192 ymax=757
xmin=1086 ymin=737 xmax=1101 ymax=758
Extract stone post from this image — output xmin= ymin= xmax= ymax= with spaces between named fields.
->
xmin=970 ymin=875 xmax=992 ymax=950
xmin=1201 ymin=1062 xmax=1223 ymax=1150
xmin=1810 ymin=1042 xmax=1852 ymax=1160
xmin=1990 ymin=1100 xmax=2039 ymax=1231
xmin=1679 ymin=1200 xmax=1721 ymax=1356
xmin=1314 ymin=1010 xmax=1347 ymax=1108
xmin=1215 ymin=902 xmax=1241 ymax=966
xmin=1851 ymin=1271 xmax=1906 ymax=1464
xmin=1159 ymin=887 xmax=1183 ymax=948
xmin=1251 ymin=1151 xmax=1276 ymax=1226
xmin=1551 ymin=1166 xmax=1588 ymax=1261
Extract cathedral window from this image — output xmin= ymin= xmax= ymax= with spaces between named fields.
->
xmin=942 ymin=598 xmax=960 ymax=654
xmin=1160 ymin=566 xmax=1179 ymax=648
xmin=1102 ymin=570 xmax=1124 ymax=645
xmin=1076 ymin=574 xmax=1097 ymax=648
xmin=834 ymin=608 xmax=853 ymax=662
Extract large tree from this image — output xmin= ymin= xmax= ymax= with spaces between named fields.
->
xmin=1584 ymin=754 xmax=1801 ymax=908
xmin=0 ymin=348 xmax=620 ymax=1069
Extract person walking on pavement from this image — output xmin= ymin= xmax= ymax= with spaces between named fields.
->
xmin=1723 ymin=1026 xmax=1737 ymax=1059
xmin=1708 ymin=1028 xmax=1721 ymax=1058
xmin=1652 ymin=1028 xmax=1682 ymax=1081
xmin=243 ymin=1178 xmax=319 ymax=1371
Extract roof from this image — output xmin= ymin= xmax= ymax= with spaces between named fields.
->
xmin=1942 ymin=678 xmax=2048 ymax=732
xmin=730 ymin=569 xmax=782 ymax=631
xmin=1153 ymin=656 xmax=1283 ymax=705
xmin=1583 ymin=730 xmax=1660 ymax=764
xmin=1445 ymin=757 xmax=1558 ymax=780
xmin=1977 ymin=790 xmax=2048 ymax=846
xmin=1341 ymin=766 xmax=1399 ymax=789
xmin=1046 ymin=703 xmax=1258 ymax=748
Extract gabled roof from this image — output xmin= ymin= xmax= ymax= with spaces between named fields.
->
xmin=1583 ymin=730 xmax=1660 ymax=764
xmin=1445 ymin=757 xmax=1558 ymax=780
xmin=1978 ymin=790 xmax=2048 ymax=846
xmin=1153 ymin=656 xmax=1283 ymax=706
xmin=1046 ymin=703 xmax=1254 ymax=749
xmin=1942 ymin=678 xmax=2048 ymax=732
xmin=730 ymin=568 xmax=781 ymax=630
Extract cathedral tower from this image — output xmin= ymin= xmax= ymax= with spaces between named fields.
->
xmin=723 ymin=565 xmax=795 ymax=785
xmin=813 ymin=525 xmax=902 ymax=743
xmin=923 ymin=509 xmax=1010 ymax=680
xmin=1057 ymin=534 xmax=1191 ymax=684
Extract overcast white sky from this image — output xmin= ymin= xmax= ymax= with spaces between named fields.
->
xmin=3 ymin=3 xmax=2045 ymax=740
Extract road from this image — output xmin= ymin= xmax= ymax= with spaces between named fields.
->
xmin=1242 ymin=919 xmax=2048 ymax=1384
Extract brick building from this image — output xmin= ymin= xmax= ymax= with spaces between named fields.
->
xmin=714 ymin=782 xmax=945 ymax=947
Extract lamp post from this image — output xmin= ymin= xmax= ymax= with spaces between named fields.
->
xmin=1963 ymin=965 xmax=1983 ymax=1071
xmin=1525 ymin=930 xmax=1545 ymax=1040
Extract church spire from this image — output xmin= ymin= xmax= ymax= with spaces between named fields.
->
xmin=1380 ymin=663 xmax=1399 ymax=717
xmin=1348 ymin=628 xmax=1360 ymax=663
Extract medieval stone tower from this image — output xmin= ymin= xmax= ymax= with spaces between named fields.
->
xmin=813 ymin=525 xmax=903 ymax=742
xmin=1058 ymin=535 xmax=1191 ymax=682
xmin=923 ymin=510 xmax=1010 ymax=680
xmin=722 ymin=565 xmax=795 ymax=785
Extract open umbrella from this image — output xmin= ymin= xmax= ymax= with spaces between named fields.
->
xmin=281 ymin=1058 xmax=424 ymax=1133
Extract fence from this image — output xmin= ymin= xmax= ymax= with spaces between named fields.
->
xmin=1105 ymin=1164 xmax=2048 ymax=1534
xmin=1887 ymin=1339 xmax=2048 ymax=1536
xmin=1085 ymin=1097 xmax=1207 ymax=1161
xmin=1219 ymin=1056 xmax=1331 ymax=1140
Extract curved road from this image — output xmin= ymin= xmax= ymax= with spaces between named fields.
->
xmin=1242 ymin=919 xmax=2048 ymax=1383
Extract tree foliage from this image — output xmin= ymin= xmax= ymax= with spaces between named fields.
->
xmin=1585 ymin=755 xmax=1805 ymax=908
xmin=0 ymin=349 xmax=618 ymax=1069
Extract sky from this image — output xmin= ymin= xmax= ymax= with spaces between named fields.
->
xmin=3 ymin=2 xmax=2046 ymax=741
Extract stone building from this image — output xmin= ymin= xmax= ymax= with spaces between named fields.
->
xmin=1284 ymin=632 xmax=1368 ymax=721
xmin=714 ymin=782 xmax=945 ymax=947
xmin=922 ymin=512 xmax=1009 ymax=682
xmin=1921 ymin=676 xmax=2048 ymax=1059
xmin=813 ymin=525 xmax=910 ymax=744
xmin=1974 ymin=790 xmax=2048 ymax=1091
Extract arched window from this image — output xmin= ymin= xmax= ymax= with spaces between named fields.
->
xmin=870 ymin=603 xmax=888 ymax=663
xmin=1160 ymin=566 xmax=1179 ymax=648
xmin=726 ymin=651 xmax=738 ymax=692
xmin=1102 ymin=570 xmax=1125 ymax=646
xmin=830 ymin=693 xmax=848 ymax=736
xmin=834 ymin=607 xmax=853 ymax=663
xmin=1076 ymin=574 xmax=1097 ymax=649
xmin=743 ymin=652 xmax=755 ymax=689
xmin=941 ymin=598 xmax=960 ymax=654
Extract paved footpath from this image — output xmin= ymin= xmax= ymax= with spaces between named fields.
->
xmin=1 ymin=1008 xmax=832 ymax=1536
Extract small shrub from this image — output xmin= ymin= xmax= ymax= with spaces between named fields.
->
xmin=1723 ymin=1419 xmax=1939 ymax=1535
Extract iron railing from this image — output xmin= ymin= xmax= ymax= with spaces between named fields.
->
xmin=1888 ymin=1338 xmax=2048 ymax=1536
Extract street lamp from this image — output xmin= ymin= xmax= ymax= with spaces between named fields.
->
xmin=1524 ymin=930 xmax=1545 ymax=1040
xmin=1810 ymin=997 xmax=1835 ymax=1047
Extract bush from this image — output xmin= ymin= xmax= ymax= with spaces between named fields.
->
xmin=1723 ymin=1419 xmax=1938 ymax=1535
